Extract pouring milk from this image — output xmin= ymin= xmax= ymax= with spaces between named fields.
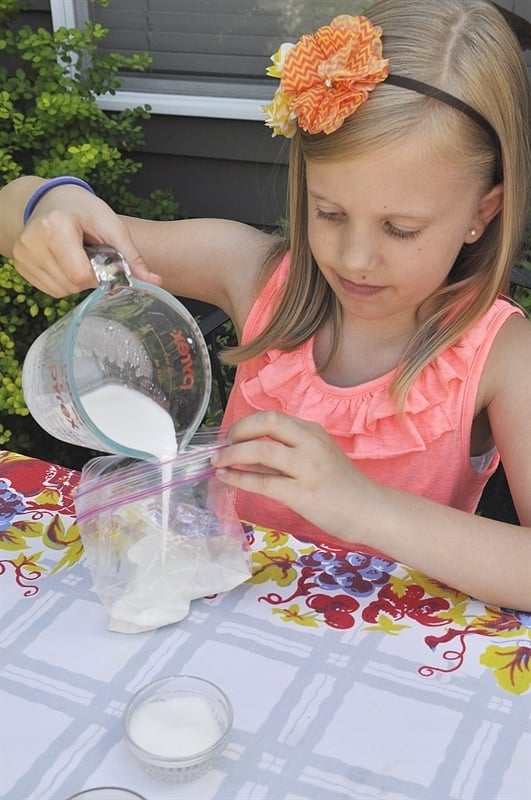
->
xmin=79 ymin=383 xmax=250 ymax=633
xmin=80 ymin=384 xmax=178 ymax=460
xmin=80 ymin=383 xmax=177 ymax=553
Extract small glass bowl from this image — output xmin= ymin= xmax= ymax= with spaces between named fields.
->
xmin=123 ymin=675 xmax=233 ymax=783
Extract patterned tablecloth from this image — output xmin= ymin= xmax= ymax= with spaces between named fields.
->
xmin=1 ymin=450 xmax=530 ymax=800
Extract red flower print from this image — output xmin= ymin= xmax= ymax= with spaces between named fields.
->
xmin=307 ymin=593 xmax=359 ymax=629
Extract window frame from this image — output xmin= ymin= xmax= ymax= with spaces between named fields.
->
xmin=50 ymin=0 xmax=272 ymax=120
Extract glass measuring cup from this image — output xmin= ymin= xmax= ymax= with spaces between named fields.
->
xmin=21 ymin=244 xmax=212 ymax=459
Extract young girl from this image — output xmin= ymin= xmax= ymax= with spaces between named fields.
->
xmin=0 ymin=0 xmax=529 ymax=610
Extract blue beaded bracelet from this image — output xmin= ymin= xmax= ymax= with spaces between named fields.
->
xmin=23 ymin=176 xmax=96 ymax=225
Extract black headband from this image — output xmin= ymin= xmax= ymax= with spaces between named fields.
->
xmin=386 ymin=73 xmax=503 ymax=181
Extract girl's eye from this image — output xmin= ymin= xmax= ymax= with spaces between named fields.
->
xmin=315 ymin=208 xmax=343 ymax=222
xmin=384 ymin=221 xmax=421 ymax=240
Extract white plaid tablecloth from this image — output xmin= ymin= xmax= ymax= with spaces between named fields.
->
xmin=1 ymin=451 xmax=530 ymax=800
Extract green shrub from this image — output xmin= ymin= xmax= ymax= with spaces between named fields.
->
xmin=0 ymin=0 xmax=181 ymax=466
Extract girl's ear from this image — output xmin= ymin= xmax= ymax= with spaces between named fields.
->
xmin=464 ymin=183 xmax=504 ymax=243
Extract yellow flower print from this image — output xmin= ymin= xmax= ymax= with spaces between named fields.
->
xmin=480 ymin=643 xmax=531 ymax=695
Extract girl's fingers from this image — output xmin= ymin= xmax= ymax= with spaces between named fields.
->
xmin=14 ymin=205 xmax=161 ymax=296
xmin=215 ymin=464 xmax=293 ymax=500
xmin=127 ymin=258 xmax=164 ymax=286
xmin=13 ymin=241 xmax=92 ymax=297
xmin=213 ymin=437 xmax=300 ymax=479
xmin=212 ymin=412 xmax=331 ymax=494
xmin=225 ymin=410 xmax=322 ymax=448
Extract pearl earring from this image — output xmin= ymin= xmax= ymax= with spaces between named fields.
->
xmin=470 ymin=228 xmax=477 ymax=237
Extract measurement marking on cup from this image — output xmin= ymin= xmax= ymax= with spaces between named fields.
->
xmin=50 ymin=364 xmax=80 ymax=430
xmin=170 ymin=329 xmax=195 ymax=390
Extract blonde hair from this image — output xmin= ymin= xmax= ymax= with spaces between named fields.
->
xmin=225 ymin=0 xmax=530 ymax=406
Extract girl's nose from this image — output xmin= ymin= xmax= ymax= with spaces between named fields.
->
xmin=340 ymin=223 xmax=379 ymax=277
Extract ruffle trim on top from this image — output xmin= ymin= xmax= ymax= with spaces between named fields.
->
xmin=240 ymin=337 xmax=474 ymax=460
xmin=237 ymin=249 xmax=519 ymax=462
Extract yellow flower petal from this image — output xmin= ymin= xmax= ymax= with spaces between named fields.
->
xmin=266 ymin=42 xmax=295 ymax=78
xmin=263 ymin=89 xmax=297 ymax=138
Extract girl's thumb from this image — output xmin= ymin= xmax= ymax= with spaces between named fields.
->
xmin=128 ymin=253 xmax=164 ymax=286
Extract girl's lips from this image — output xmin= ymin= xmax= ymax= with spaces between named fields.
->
xmin=339 ymin=278 xmax=386 ymax=297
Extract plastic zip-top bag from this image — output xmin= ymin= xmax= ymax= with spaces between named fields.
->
xmin=75 ymin=430 xmax=251 ymax=633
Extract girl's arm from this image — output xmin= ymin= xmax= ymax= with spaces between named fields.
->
xmin=0 ymin=176 xmax=158 ymax=294
xmin=213 ymin=314 xmax=531 ymax=611
xmin=0 ymin=176 xmax=275 ymax=331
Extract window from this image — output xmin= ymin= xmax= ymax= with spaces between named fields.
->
xmin=50 ymin=0 xmax=369 ymax=119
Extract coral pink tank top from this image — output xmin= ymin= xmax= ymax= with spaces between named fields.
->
xmin=223 ymin=253 xmax=521 ymax=548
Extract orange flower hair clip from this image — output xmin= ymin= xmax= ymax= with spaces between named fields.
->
xmin=264 ymin=15 xmax=389 ymax=137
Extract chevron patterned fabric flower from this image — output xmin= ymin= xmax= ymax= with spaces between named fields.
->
xmin=264 ymin=15 xmax=389 ymax=137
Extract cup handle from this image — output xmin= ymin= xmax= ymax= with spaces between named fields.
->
xmin=85 ymin=244 xmax=133 ymax=289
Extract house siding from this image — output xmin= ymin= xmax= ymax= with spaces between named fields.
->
xmin=129 ymin=115 xmax=288 ymax=227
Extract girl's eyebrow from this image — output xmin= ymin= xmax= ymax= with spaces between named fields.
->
xmin=308 ymin=190 xmax=432 ymax=223
xmin=307 ymin=189 xmax=337 ymax=202
xmin=381 ymin=210 xmax=432 ymax=223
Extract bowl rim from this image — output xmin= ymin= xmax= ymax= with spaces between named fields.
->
xmin=67 ymin=789 xmax=147 ymax=800
xmin=123 ymin=674 xmax=233 ymax=766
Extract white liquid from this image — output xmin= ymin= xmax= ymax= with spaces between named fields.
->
xmin=80 ymin=384 xmax=178 ymax=460
xmin=82 ymin=384 xmax=177 ymax=565
xmin=129 ymin=696 xmax=221 ymax=758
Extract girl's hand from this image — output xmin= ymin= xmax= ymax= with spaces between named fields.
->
xmin=11 ymin=185 xmax=162 ymax=297
xmin=213 ymin=410 xmax=374 ymax=539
